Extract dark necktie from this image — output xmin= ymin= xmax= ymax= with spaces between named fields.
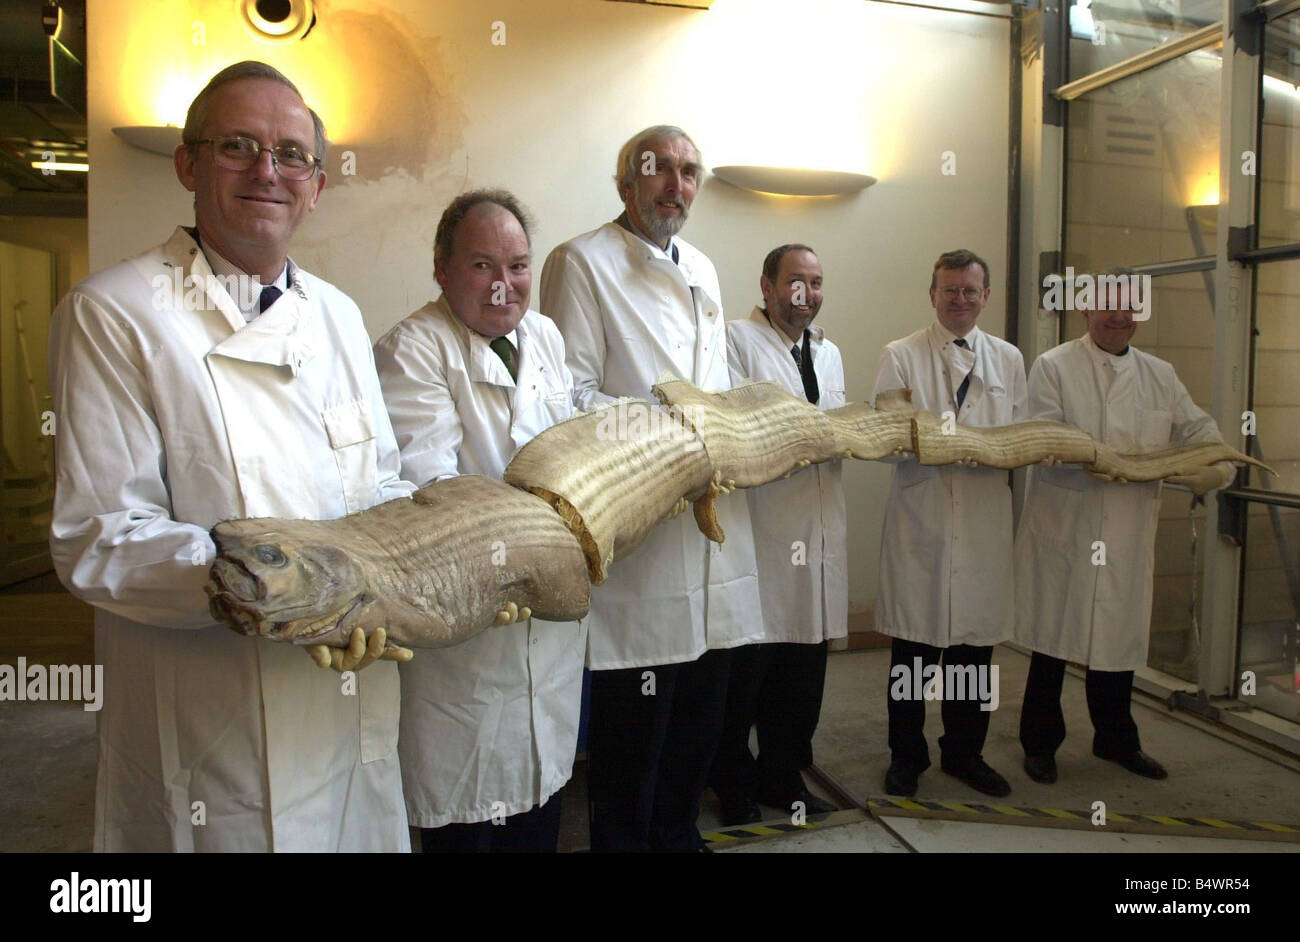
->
xmin=490 ymin=336 xmax=518 ymax=382
xmin=259 ymin=285 xmax=282 ymax=314
xmin=791 ymin=332 xmax=820 ymax=405
xmin=954 ymin=337 xmax=972 ymax=410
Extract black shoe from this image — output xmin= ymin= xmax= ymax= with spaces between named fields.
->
xmin=1023 ymin=753 xmax=1058 ymax=784
xmin=1095 ymin=749 xmax=1167 ymax=780
xmin=716 ymin=796 xmax=762 ymax=827
xmin=757 ymin=788 xmax=836 ymax=816
xmin=941 ymin=756 xmax=1012 ymax=797
xmin=884 ymin=761 xmax=920 ymax=797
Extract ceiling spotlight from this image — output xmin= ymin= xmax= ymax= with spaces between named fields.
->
xmin=239 ymin=0 xmax=316 ymax=44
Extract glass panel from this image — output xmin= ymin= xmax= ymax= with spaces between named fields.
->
xmin=1239 ymin=258 xmax=1300 ymax=723
xmin=1065 ymin=48 xmax=1222 ymax=272
xmin=1238 ymin=505 xmax=1300 ymax=723
xmin=0 ymin=241 xmax=56 ymax=587
xmin=1259 ymin=13 xmax=1300 ymax=248
xmin=1067 ymin=0 xmax=1220 ymax=83
xmin=1252 ymin=261 xmax=1300 ymax=495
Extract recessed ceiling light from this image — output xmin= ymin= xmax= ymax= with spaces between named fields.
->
xmin=239 ymin=0 xmax=316 ymax=45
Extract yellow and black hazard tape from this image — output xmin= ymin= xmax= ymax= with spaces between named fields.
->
xmin=701 ymin=809 xmax=856 ymax=845
xmin=867 ymin=797 xmax=1300 ymax=844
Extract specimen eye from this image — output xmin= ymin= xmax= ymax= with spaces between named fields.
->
xmin=254 ymin=544 xmax=287 ymax=566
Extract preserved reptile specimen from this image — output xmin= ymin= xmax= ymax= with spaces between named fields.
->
xmin=206 ymin=377 xmax=1270 ymax=649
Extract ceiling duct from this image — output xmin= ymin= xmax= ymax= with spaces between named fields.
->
xmin=44 ymin=0 xmax=86 ymax=117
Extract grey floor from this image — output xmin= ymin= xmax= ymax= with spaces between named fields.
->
xmin=814 ymin=644 xmax=1300 ymax=826
xmin=719 ymin=644 xmax=1300 ymax=853
xmin=3 ymin=644 xmax=1298 ymax=853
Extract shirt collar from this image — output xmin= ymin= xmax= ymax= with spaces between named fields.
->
xmin=436 ymin=294 xmax=520 ymax=350
xmin=754 ymin=304 xmax=823 ymax=352
xmin=1082 ymin=333 xmax=1132 ymax=369
xmin=187 ymin=227 xmax=289 ymax=321
xmin=934 ymin=319 xmax=979 ymax=351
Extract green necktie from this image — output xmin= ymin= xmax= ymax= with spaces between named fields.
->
xmin=489 ymin=335 xmax=517 ymax=382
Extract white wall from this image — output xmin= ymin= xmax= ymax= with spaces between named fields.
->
xmin=86 ymin=0 xmax=1010 ymax=610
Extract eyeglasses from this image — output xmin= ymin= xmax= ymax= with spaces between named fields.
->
xmin=195 ymin=135 xmax=321 ymax=181
xmin=938 ymin=286 xmax=984 ymax=302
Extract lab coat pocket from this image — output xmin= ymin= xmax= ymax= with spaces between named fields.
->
xmin=898 ymin=462 xmax=938 ymax=491
xmin=982 ymin=384 xmax=1013 ymax=422
xmin=892 ymin=465 xmax=943 ymax=554
xmin=1138 ymin=409 xmax=1172 ymax=450
xmin=323 ymin=398 xmax=378 ymax=515
xmin=1027 ymin=474 xmax=1089 ymax=552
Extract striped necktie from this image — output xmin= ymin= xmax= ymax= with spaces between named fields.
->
xmin=955 ymin=337 xmax=972 ymax=409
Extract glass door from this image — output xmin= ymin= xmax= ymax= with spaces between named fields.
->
xmin=0 ymin=241 xmax=57 ymax=587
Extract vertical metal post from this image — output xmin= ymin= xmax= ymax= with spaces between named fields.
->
xmin=1015 ymin=1 xmax=1067 ymax=367
xmin=1201 ymin=0 xmax=1261 ymax=696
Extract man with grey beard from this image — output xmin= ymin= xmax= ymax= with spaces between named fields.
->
xmin=541 ymin=125 xmax=763 ymax=852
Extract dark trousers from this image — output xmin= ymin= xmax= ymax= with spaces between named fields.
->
xmin=887 ymin=637 xmax=994 ymax=771
xmin=587 ymin=648 xmax=731 ymax=853
xmin=1019 ymin=651 xmax=1140 ymax=758
xmin=710 ymin=640 xmax=829 ymax=804
xmin=418 ymin=788 xmax=564 ymax=853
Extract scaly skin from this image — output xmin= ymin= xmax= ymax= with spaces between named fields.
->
xmin=206 ymin=377 xmax=1270 ymax=648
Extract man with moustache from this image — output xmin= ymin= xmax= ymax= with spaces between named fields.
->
xmin=48 ymin=61 xmax=414 ymax=851
xmin=1015 ymin=277 xmax=1233 ymax=784
xmin=873 ymin=249 xmax=1026 ymax=799
xmin=710 ymin=244 xmax=846 ymax=824
xmin=540 ymin=125 xmax=763 ymax=852
xmin=374 ymin=190 xmax=584 ymax=851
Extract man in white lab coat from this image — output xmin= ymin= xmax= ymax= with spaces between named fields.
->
xmin=711 ymin=244 xmax=846 ymax=825
xmin=1015 ymin=287 xmax=1233 ymax=784
xmin=873 ymin=249 xmax=1026 ymax=798
xmin=48 ymin=61 xmax=414 ymax=852
xmin=374 ymin=190 xmax=585 ymax=851
xmin=540 ymin=125 xmax=763 ymax=852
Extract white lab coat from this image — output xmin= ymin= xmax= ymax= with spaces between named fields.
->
xmin=540 ymin=221 xmax=763 ymax=669
xmin=373 ymin=297 xmax=586 ymax=827
xmin=1014 ymin=335 xmax=1230 ymax=671
xmin=872 ymin=321 xmax=1027 ymax=647
xmin=727 ymin=306 xmax=848 ymax=644
xmin=48 ymin=227 xmax=415 ymax=852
